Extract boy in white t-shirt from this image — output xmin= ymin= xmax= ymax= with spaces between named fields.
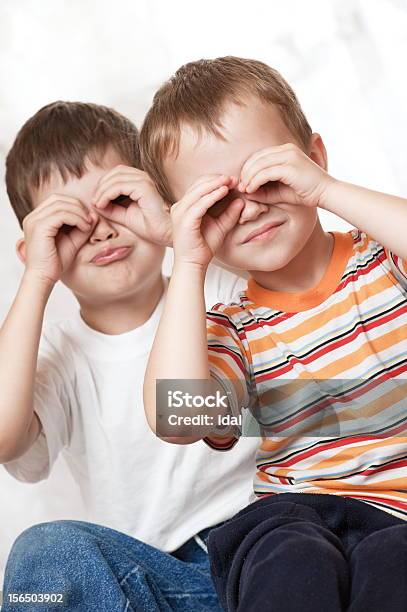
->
xmin=0 ymin=101 xmax=257 ymax=611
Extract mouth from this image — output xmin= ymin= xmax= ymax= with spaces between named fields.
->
xmin=241 ymin=221 xmax=285 ymax=244
xmin=91 ymin=246 xmax=133 ymax=266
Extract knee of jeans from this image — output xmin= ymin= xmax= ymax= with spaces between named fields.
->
xmin=8 ymin=521 xmax=92 ymax=566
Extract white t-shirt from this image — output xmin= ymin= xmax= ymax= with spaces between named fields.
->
xmin=5 ymin=265 xmax=257 ymax=552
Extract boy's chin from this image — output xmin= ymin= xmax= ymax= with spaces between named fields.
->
xmin=221 ymin=251 xmax=292 ymax=274
xmin=65 ymin=279 xmax=141 ymax=304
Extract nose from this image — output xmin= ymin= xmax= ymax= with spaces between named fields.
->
xmin=238 ymin=197 xmax=269 ymax=224
xmin=89 ymin=214 xmax=119 ymax=243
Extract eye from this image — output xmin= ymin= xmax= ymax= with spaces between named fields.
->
xmin=60 ymin=223 xmax=74 ymax=235
xmin=207 ymin=193 xmax=233 ymax=218
xmin=111 ymin=194 xmax=132 ymax=208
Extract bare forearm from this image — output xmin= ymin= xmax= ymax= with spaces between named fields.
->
xmin=321 ymin=180 xmax=407 ymax=259
xmin=156 ymin=262 xmax=210 ymax=377
xmin=0 ymin=272 xmax=52 ymax=461
xmin=144 ymin=262 xmax=211 ymax=436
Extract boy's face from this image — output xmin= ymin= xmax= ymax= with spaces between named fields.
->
xmin=31 ymin=148 xmax=165 ymax=304
xmin=164 ymin=97 xmax=322 ymax=272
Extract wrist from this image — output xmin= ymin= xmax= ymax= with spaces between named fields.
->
xmin=21 ymin=269 xmax=55 ymax=298
xmin=172 ymin=259 xmax=208 ymax=280
xmin=318 ymin=176 xmax=342 ymax=211
xmin=161 ymin=229 xmax=173 ymax=249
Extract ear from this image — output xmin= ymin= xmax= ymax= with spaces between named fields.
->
xmin=308 ymin=133 xmax=328 ymax=172
xmin=16 ymin=237 xmax=26 ymax=264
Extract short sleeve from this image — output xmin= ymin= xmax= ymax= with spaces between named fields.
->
xmin=204 ymin=304 xmax=254 ymax=451
xmin=386 ymin=249 xmax=407 ymax=288
xmin=4 ymin=331 xmax=72 ymax=483
xmin=204 ymin=263 xmax=248 ymax=310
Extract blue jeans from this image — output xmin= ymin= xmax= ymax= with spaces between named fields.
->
xmin=2 ymin=520 xmax=223 ymax=611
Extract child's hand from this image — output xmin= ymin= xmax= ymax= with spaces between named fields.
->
xmin=91 ymin=166 xmax=172 ymax=246
xmin=22 ymin=195 xmax=96 ymax=286
xmin=171 ymin=174 xmax=244 ymax=268
xmin=238 ymin=143 xmax=334 ymax=208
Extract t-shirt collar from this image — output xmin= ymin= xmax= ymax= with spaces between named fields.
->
xmin=246 ymin=231 xmax=354 ymax=312
xmin=68 ymin=276 xmax=169 ymax=361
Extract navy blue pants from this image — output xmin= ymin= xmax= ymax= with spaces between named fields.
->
xmin=207 ymin=493 xmax=407 ymax=612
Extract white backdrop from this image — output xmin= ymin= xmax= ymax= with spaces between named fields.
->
xmin=0 ymin=0 xmax=406 ymax=581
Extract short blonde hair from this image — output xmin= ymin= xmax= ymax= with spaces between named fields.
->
xmin=140 ymin=56 xmax=312 ymax=203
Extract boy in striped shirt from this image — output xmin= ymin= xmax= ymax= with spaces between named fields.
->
xmin=143 ymin=57 xmax=407 ymax=611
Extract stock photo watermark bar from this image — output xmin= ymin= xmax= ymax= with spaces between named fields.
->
xmin=156 ymin=378 xmax=407 ymax=438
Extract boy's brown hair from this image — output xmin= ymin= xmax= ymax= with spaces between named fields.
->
xmin=140 ymin=56 xmax=313 ymax=203
xmin=6 ymin=101 xmax=140 ymax=228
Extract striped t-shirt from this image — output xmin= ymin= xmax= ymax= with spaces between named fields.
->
xmin=206 ymin=230 xmax=407 ymax=519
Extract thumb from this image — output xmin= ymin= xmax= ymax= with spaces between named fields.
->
xmin=244 ymin=183 xmax=280 ymax=204
xmin=92 ymin=203 xmax=127 ymax=226
xmin=64 ymin=211 xmax=98 ymax=250
xmin=217 ymin=198 xmax=244 ymax=234
xmin=69 ymin=226 xmax=94 ymax=250
xmin=245 ymin=183 xmax=299 ymax=206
